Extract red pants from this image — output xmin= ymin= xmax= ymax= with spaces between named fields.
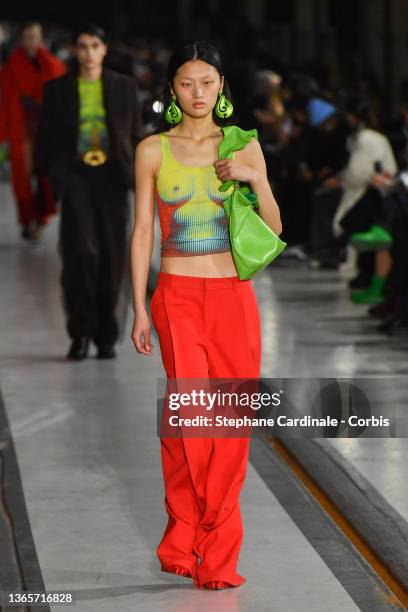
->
xmin=150 ymin=271 xmax=262 ymax=587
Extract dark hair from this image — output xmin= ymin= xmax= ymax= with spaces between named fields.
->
xmin=73 ymin=23 xmax=107 ymax=45
xmin=154 ymin=40 xmax=236 ymax=132
xmin=343 ymin=93 xmax=371 ymax=123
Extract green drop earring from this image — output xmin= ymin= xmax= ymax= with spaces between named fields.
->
xmin=215 ymin=91 xmax=234 ymax=119
xmin=165 ymin=94 xmax=182 ymax=125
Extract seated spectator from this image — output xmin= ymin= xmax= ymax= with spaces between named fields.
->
xmin=302 ymin=97 xmax=350 ymax=267
xmin=351 ymin=87 xmax=408 ymax=333
xmin=331 ymin=94 xmax=398 ymax=302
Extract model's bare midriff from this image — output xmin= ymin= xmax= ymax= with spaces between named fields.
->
xmin=160 ymin=252 xmax=237 ymax=278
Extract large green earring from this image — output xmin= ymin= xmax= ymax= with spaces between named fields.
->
xmin=215 ymin=92 xmax=234 ymax=119
xmin=165 ymin=95 xmax=182 ymax=125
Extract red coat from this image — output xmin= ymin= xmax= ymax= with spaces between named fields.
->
xmin=0 ymin=45 xmax=66 ymax=225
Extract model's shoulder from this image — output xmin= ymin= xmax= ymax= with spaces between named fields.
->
xmin=238 ymin=137 xmax=263 ymax=167
xmin=242 ymin=136 xmax=261 ymax=151
xmin=137 ymin=133 xmax=161 ymax=148
xmin=135 ymin=133 xmax=162 ymax=160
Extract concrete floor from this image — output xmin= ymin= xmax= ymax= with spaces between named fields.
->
xmin=1 ymin=182 xmax=407 ymax=611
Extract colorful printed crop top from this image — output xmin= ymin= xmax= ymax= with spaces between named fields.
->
xmin=154 ymin=132 xmax=234 ymax=256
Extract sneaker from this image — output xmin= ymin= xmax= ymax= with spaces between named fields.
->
xmin=351 ymin=290 xmax=385 ymax=304
xmin=350 ymin=225 xmax=393 ymax=252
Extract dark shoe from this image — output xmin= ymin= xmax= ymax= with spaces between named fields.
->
xmin=389 ymin=319 xmax=408 ymax=336
xmin=67 ymin=337 xmax=90 ymax=360
xmin=97 ymin=344 xmax=116 ymax=359
xmin=377 ymin=313 xmax=408 ymax=335
xmin=368 ymin=296 xmax=399 ymax=320
xmin=21 ymin=222 xmax=42 ymax=241
xmin=21 ymin=225 xmax=33 ymax=240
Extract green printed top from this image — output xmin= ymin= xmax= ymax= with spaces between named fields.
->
xmin=77 ymin=77 xmax=109 ymax=153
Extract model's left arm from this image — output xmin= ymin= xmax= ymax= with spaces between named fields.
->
xmin=214 ymin=138 xmax=283 ymax=235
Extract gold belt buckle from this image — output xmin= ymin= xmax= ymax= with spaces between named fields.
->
xmin=82 ymin=149 xmax=107 ymax=166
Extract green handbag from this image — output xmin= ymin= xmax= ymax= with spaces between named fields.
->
xmin=218 ymin=125 xmax=287 ymax=280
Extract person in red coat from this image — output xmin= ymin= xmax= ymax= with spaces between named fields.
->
xmin=0 ymin=22 xmax=66 ymax=240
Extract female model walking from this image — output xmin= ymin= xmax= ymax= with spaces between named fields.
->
xmin=130 ymin=41 xmax=282 ymax=590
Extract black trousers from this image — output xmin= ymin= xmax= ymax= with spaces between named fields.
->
xmin=387 ymin=184 xmax=408 ymax=293
xmin=340 ymin=187 xmax=383 ymax=237
xmin=58 ymin=160 xmax=129 ymax=345
xmin=307 ymin=187 xmax=344 ymax=256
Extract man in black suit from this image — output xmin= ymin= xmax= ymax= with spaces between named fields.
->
xmin=36 ymin=23 xmax=143 ymax=360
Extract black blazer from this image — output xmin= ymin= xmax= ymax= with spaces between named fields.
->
xmin=35 ymin=68 xmax=143 ymax=196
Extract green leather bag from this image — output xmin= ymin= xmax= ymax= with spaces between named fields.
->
xmin=218 ymin=125 xmax=287 ymax=280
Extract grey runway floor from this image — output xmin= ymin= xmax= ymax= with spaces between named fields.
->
xmin=0 ymin=183 xmax=406 ymax=611
xmin=258 ymin=256 xmax=408 ymax=525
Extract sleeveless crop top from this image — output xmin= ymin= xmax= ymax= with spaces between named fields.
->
xmin=154 ymin=132 xmax=234 ymax=257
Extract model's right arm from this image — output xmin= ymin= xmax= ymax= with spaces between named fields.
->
xmin=130 ymin=135 xmax=160 ymax=355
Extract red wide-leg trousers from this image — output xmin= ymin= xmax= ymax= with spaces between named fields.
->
xmin=150 ymin=271 xmax=262 ymax=587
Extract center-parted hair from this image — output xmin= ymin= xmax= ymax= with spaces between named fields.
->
xmin=155 ymin=41 xmax=235 ymax=131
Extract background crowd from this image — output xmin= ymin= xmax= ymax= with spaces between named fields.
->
xmin=1 ymin=20 xmax=408 ymax=340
